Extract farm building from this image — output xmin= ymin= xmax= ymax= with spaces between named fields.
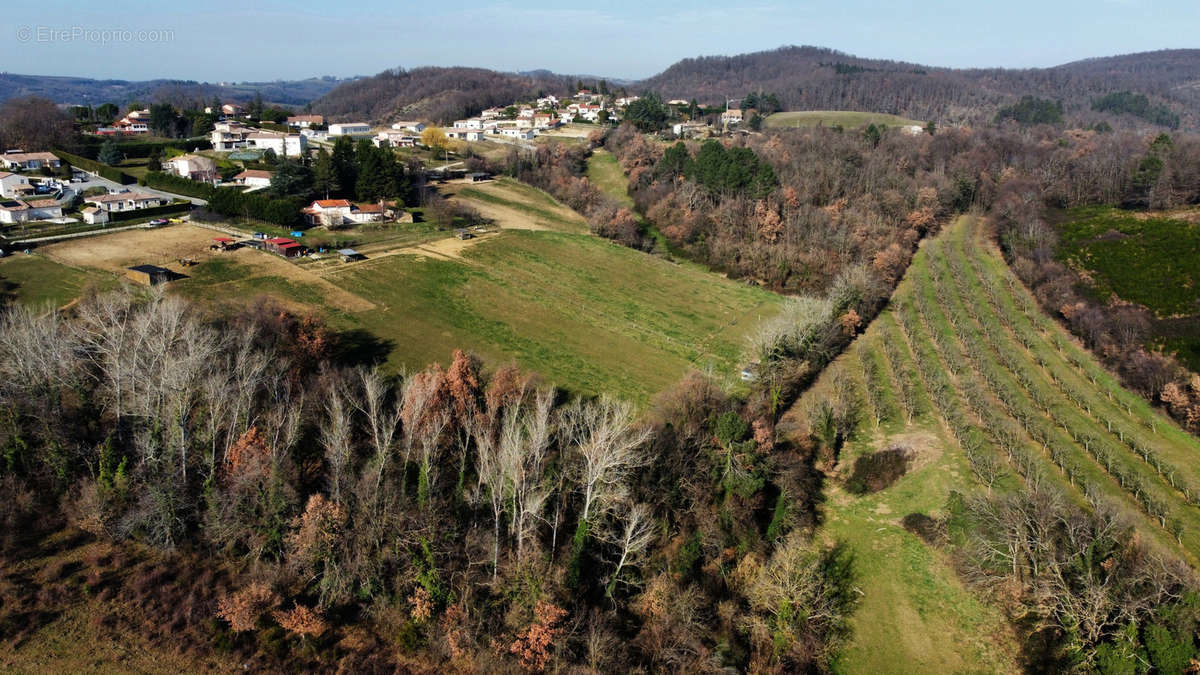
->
xmin=126 ymin=264 xmax=172 ymax=285
xmin=338 ymin=248 xmax=361 ymax=262
xmin=264 ymin=237 xmax=303 ymax=257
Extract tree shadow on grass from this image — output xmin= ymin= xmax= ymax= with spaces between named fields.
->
xmin=331 ymin=328 xmax=393 ymax=368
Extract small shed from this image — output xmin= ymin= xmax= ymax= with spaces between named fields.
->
xmin=81 ymin=206 xmax=109 ymax=225
xmin=126 ymin=264 xmax=172 ymax=286
xmin=264 ymin=237 xmax=302 ymax=257
xmin=455 ymin=228 xmax=473 ymax=240
xmin=211 ymin=237 xmax=235 ymax=251
xmin=338 ymin=248 xmax=361 ymax=262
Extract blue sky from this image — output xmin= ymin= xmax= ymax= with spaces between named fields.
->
xmin=2 ymin=0 xmax=1197 ymax=81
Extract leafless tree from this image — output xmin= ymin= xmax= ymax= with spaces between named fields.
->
xmin=604 ymin=501 xmax=655 ymax=593
xmin=321 ymin=380 xmax=354 ymax=504
xmin=562 ymin=396 xmax=651 ymax=524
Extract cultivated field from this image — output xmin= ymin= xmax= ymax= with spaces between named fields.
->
xmin=765 ymin=110 xmax=923 ymax=129
xmin=788 ymin=216 xmax=1200 ymax=671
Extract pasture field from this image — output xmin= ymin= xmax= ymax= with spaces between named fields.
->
xmin=765 ymin=110 xmax=923 ymax=129
xmin=0 ymin=255 xmax=113 ymax=309
xmin=585 ymin=149 xmax=635 ymax=209
xmin=17 ymin=180 xmax=778 ymax=402
xmin=787 ymin=215 xmax=1200 ymax=671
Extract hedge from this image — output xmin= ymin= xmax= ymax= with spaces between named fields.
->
xmin=52 ymin=149 xmax=136 ymax=185
xmin=106 ymin=202 xmax=193 ymax=223
xmin=72 ymin=137 xmax=213 ymax=159
xmin=140 ymin=171 xmax=216 ymax=199
xmin=140 ymin=171 xmax=301 ymax=226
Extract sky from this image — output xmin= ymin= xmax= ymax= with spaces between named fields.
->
xmin=2 ymin=0 xmax=1198 ymax=82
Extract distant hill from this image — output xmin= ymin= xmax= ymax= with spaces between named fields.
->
xmin=0 ymin=73 xmax=353 ymax=107
xmin=309 ymin=66 xmax=574 ymax=124
xmin=637 ymin=46 xmax=1200 ymax=130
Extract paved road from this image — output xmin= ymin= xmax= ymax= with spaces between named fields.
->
xmin=66 ymin=171 xmax=208 ymax=206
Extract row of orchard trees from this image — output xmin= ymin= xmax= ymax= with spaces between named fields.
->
xmin=0 ymin=288 xmax=857 ymax=671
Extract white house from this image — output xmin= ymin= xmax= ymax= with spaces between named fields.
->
xmin=301 ymin=199 xmax=387 ymax=226
xmin=615 ymin=96 xmax=640 ymax=107
xmin=164 ymin=154 xmax=218 ymax=183
xmin=901 ymin=124 xmax=925 ymax=136
xmin=452 ymin=118 xmax=484 ymax=130
xmin=247 ymin=132 xmax=307 ymax=157
xmin=673 ymin=121 xmax=708 ymax=138
xmin=721 ymin=109 xmax=744 ymax=125
xmin=233 ymin=169 xmax=274 ymax=189
xmin=286 ymin=114 xmax=324 ymax=128
xmin=211 ymin=122 xmax=252 ymax=151
xmin=0 ymin=198 xmax=63 ymax=224
xmin=328 ymin=122 xmax=371 ymax=136
xmin=445 ymin=129 xmax=488 ymax=141
xmin=0 ymin=171 xmax=32 ymax=198
xmin=390 ymin=121 xmax=427 ymax=133
xmin=374 ymin=131 xmax=419 ymax=147
xmin=221 ymin=103 xmax=244 ymax=117
xmin=81 ymin=206 xmax=109 ymax=224
xmin=0 ymin=152 xmax=62 ymax=171
xmin=480 ymin=108 xmax=504 ymax=120
xmin=499 ymin=128 xmax=535 ymax=140
xmin=85 ymin=192 xmax=167 ymax=212
xmin=536 ymin=95 xmax=560 ymax=108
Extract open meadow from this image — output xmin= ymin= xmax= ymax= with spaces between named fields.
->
xmin=765 ymin=110 xmax=924 ymax=129
xmin=784 ymin=215 xmax=1200 ymax=671
xmin=4 ymin=179 xmax=780 ymax=403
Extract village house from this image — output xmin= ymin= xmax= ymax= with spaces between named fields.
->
xmin=328 ymin=122 xmax=371 ymax=136
xmin=533 ymin=113 xmax=560 ymax=129
xmin=0 ymin=198 xmax=63 ymax=224
xmin=164 ymin=154 xmax=219 ymax=183
xmin=445 ymin=129 xmax=488 ymax=142
xmin=0 ymin=171 xmax=32 ymax=198
xmin=221 ymin=103 xmax=244 ymax=117
xmin=452 ymin=118 xmax=485 ymax=130
xmin=673 ymin=121 xmax=709 ymax=138
xmin=390 ymin=120 xmax=427 ymax=133
xmin=286 ymin=114 xmax=324 ymax=128
xmin=80 ymin=206 xmax=109 ymax=224
xmin=499 ymin=128 xmax=536 ymax=140
xmin=536 ymin=95 xmax=560 ymax=108
xmin=0 ymin=152 xmax=62 ymax=172
xmin=615 ymin=96 xmax=640 ymax=107
xmin=518 ymin=107 xmax=536 ymax=119
xmin=480 ymin=108 xmax=503 ymax=120
xmin=247 ymin=131 xmax=307 ymax=157
xmin=301 ymin=199 xmax=390 ymax=226
xmin=210 ymin=121 xmax=252 ymax=151
xmin=721 ymin=108 xmax=745 ymax=125
xmin=85 ymin=192 xmax=168 ymax=212
xmin=374 ymin=130 xmax=419 ymax=147
xmin=232 ymin=169 xmax=273 ymax=189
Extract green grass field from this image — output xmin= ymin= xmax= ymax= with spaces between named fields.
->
xmin=174 ymin=180 xmax=780 ymax=402
xmin=331 ymin=229 xmax=779 ymax=401
xmin=789 ymin=215 xmax=1200 ymax=670
xmin=0 ymin=255 xmax=115 ymax=308
xmin=1057 ymin=206 xmax=1200 ymax=317
xmin=765 ymin=110 xmax=924 ymax=129
xmin=585 ymin=149 xmax=634 ymax=209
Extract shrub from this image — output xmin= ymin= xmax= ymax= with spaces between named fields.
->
xmin=845 ymin=445 xmax=912 ymax=495
xmin=900 ymin=513 xmax=945 ymax=545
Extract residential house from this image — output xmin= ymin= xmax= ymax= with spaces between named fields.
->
xmin=374 ymin=131 xmax=419 ymax=147
xmin=499 ymin=128 xmax=535 ymax=140
xmin=667 ymin=99 xmax=690 ymax=106
xmin=81 ymin=206 xmax=109 ymax=224
xmin=452 ymin=118 xmax=484 ymax=130
xmin=164 ymin=154 xmax=219 ymax=183
xmin=901 ymin=125 xmax=925 ymax=136
xmin=113 ymin=110 xmax=151 ymax=134
xmin=536 ymin=95 xmax=559 ymax=108
xmin=390 ymin=120 xmax=427 ymax=133
xmin=247 ymin=131 xmax=307 ymax=157
xmin=533 ymin=113 xmax=559 ymax=129
xmin=233 ymin=169 xmax=274 ymax=189
xmin=286 ymin=114 xmax=324 ymax=128
xmin=301 ymin=199 xmax=388 ymax=226
xmin=0 ymin=171 xmax=32 ymax=198
xmin=0 ymin=198 xmax=63 ymax=224
xmin=615 ymin=96 xmax=639 ymax=107
xmin=480 ymin=108 xmax=503 ymax=120
xmin=673 ymin=121 xmax=708 ymax=138
xmin=445 ymin=129 xmax=488 ymax=141
xmin=85 ymin=192 xmax=167 ymax=212
xmin=328 ymin=122 xmax=371 ymax=136
xmin=721 ymin=108 xmax=744 ymax=125
xmin=210 ymin=121 xmax=252 ymax=151
xmin=518 ymin=107 xmax=536 ymax=119
xmin=221 ymin=103 xmax=244 ymax=117
xmin=0 ymin=152 xmax=62 ymax=171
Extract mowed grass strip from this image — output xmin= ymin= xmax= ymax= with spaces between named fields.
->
xmin=585 ymin=149 xmax=635 ymax=209
xmin=332 ymin=229 xmax=781 ymax=401
xmin=765 ymin=110 xmax=923 ymax=129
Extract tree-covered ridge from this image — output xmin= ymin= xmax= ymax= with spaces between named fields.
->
xmin=1093 ymin=91 xmax=1182 ymax=129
